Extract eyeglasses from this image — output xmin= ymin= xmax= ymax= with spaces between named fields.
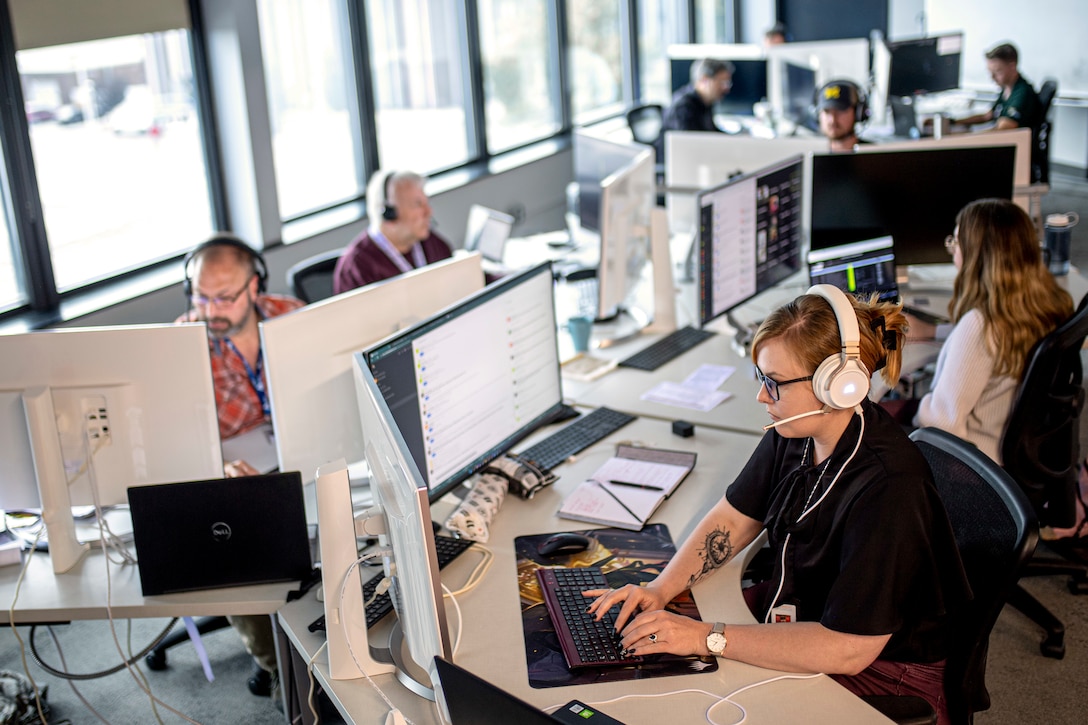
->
xmin=944 ymin=234 xmax=959 ymax=254
xmin=755 ymin=366 xmax=813 ymax=402
xmin=191 ymin=276 xmax=254 ymax=308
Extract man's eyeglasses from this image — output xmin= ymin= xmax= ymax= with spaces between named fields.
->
xmin=191 ymin=276 xmax=254 ymax=308
xmin=755 ymin=366 xmax=813 ymax=402
xmin=944 ymin=234 xmax=959 ymax=254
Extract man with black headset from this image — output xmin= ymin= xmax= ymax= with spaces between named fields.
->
xmin=816 ymin=79 xmax=870 ymax=153
xmin=333 ymin=169 xmax=453 ymax=294
xmin=175 ymin=233 xmax=303 ymax=699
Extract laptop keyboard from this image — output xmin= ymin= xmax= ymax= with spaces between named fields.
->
xmin=618 ymin=326 xmax=716 ymax=371
xmin=536 ymin=566 xmax=641 ymax=669
xmin=308 ymin=534 xmax=475 ymax=633
xmin=515 ymin=407 xmax=636 ymax=471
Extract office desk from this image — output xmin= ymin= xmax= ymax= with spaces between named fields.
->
xmin=277 ymin=417 xmax=892 ymax=725
xmin=1 ymin=544 xmax=297 ymax=624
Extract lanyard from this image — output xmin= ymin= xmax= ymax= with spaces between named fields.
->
xmin=373 ymin=230 xmax=426 ymax=273
xmin=223 ymin=337 xmax=270 ymax=419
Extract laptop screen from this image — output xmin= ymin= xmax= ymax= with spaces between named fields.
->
xmin=807 ymin=236 xmax=899 ymax=302
xmin=465 ymin=204 xmax=515 ymax=262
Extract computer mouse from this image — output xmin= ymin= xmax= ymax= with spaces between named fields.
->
xmin=538 ymin=532 xmax=591 ymax=558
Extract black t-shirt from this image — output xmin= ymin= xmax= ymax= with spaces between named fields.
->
xmin=654 ymin=85 xmax=720 ymax=160
xmin=727 ymin=401 xmax=971 ymax=663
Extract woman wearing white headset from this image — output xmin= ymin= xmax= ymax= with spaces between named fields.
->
xmin=588 ymin=286 xmax=970 ymax=724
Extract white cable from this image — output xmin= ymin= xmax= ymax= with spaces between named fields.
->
xmin=441 ymin=583 xmax=463 ymax=658
xmin=442 ymin=545 xmax=492 ymax=598
xmin=47 ymin=626 xmax=113 ymax=725
xmin=7 ymin=525 xmax=50 ymax=725
xmin=306 ymin=640 xmax=329 ymax=724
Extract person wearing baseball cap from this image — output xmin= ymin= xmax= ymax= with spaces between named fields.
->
xmin=817 ymin=79 xmax=869 ymax=153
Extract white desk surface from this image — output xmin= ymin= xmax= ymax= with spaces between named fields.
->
xmin=277 ymin=417 xmax=892 ymax=725
xmin=1 ymin=544 xmax=297 ymax=623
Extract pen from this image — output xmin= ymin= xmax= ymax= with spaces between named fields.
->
xmin=608 ymin=479 xmax=665 ymax=491
xmin=594 ymin=480 xmax=643 ymax=525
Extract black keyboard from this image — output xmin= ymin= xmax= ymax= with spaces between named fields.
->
xmin=618 ymin=326 xmax=716 ymax=371
xmin=308 ymin=534 xmax=475 ymax=633
xmin=536 ymin=566 xmax=641 ymax=669
xmin=516 ymin=407 xmax=636 ymax=470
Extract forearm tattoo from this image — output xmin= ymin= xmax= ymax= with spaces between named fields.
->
xmin=687 ymin=526 xmax=733 ymax=588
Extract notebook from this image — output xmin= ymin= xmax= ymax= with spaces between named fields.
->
xmin=433 ymin=657 xmax=626 ymax=725
xmin=807 ymin=235 xmax=899 ymax=302
xmin=128 ymin=472 xmax=312 ymax=596
xmin=464 ymin=204 xmax=515 ymax=262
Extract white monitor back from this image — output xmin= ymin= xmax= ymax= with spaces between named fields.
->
xmin=665 ymin=132 xmax=827 ymax=236
xmin=0 ymin=323 xmax=222 ymax=510
xmin=261 ymin=253 xmax=485 ymax=486
xmin=599 ymin=148 xmax=656 ymax=319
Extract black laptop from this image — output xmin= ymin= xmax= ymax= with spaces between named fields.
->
xmin=128 ymin=472 xmax=312 ymax=596
xmin=433 ymin=657 xmax=625 ymax=725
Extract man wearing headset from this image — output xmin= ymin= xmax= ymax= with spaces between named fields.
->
xmin=333 ymin=169 xmax=453 ymax=295
xmin=588 ymin=288 xmax=969 ymax=724
xmin=816 ymin=80 xmax=870 ymax=153
xmin=175 ymin=234 xmax=303 ymax=698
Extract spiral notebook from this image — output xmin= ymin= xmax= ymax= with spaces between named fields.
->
xmin=557 ymin=444 xmax=696 ymax=531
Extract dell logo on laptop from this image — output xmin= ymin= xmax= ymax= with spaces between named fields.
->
xmin=211 ymin=522 xmax=233 ymax=542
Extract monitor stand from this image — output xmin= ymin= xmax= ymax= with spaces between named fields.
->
xmin=388 ymin=621 xmax=438 ymax=701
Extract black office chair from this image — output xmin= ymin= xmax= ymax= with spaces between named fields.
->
xmin=1032 ymin=79 xmax=1058 ymax=185
xmin=625 ymin=104 xmax=663 ymax=146
xmin=898 ymin=428 xmax=1039 ymax=725
xmin=1000 ymin=291 xmax=1088 ymax=658
xmin=285 ymin=248 xmax=344 ymax=304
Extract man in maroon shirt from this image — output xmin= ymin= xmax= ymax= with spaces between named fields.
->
xmin=333 ymin=170 xmax=453 ymax=294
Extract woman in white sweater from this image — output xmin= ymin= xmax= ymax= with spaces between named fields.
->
xmin=912 ymin=198 xmax=1073 ymax=463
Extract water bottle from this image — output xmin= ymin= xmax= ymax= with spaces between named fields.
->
xmin=1045 ymin=212 xmax=1079 ymax=276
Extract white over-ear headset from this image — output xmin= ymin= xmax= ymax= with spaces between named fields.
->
xmin=807 ymin=284 xmax=870 ymax=410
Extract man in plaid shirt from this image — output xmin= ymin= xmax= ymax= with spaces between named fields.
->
xmin=176 ymin=234 xmax=303 ymax=697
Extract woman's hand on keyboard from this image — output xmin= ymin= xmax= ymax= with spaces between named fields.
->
xmin=584 ymin=583 xmax=668 ymax=633
xmin=617 ymin=609 xmax=713 ymax=658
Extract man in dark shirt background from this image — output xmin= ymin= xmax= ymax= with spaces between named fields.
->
xmin=654 ymin=58 xmax=734 ymax=161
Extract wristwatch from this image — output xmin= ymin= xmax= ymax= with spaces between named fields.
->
xmin=706 ymin=622 xmax=727 ymax=656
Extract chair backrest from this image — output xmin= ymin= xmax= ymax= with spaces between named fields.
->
xmin=1032 ymin=79 xmax=1058 ymax=184
xmin=1001 ymin=292 xmax=1088 ymax=528
xmin=285 ymin=248 xmax=344 ymax=304
xmin=626 ymin=104 xmax=663 ymax=146
xmin=910 ymin=427 xmax=1039 ymax=725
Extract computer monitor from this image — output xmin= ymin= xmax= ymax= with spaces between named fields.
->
xmin=361 ymin=263 xmax=563 ymax=503
xmin=668 ymin=57 xmax=768 ymax=117
xmin=782 ymin=60 xmax=819 ymax=127
xmin=573 ymin=130 xmax=647 ymax=234
xmin=353 ymin=362 xmax=451 ymax=699
xmin=808 ymin=236 xmax=898 ymax=303
xmin=0 ymin=323 xmax=223 ymax=573
xmin=261 ymin=254 xmax=485 ymax=487
xmin=697 ymin=155 xmax=806 ymax=327
xmin=597 ymin=147 xmax=656 ymax=322
xmin=887 ymin=33 xmax=963 ymax=98
xmin=464 ymin=205 xmax=515 ymax=263
xmin=664 ymin=132 xmax=826 ymax=236
xmin=810 ymin=145 xmax=1016 ymax=267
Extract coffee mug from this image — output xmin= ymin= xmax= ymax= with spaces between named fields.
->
xmin=566 ymin=316 xmax=593 ymax=353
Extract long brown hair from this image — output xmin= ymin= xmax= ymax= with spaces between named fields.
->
xmin=951 ymin=198 xmax=1073 ymax=377
xmin=752 ymin=292 xmax=908 ymax=387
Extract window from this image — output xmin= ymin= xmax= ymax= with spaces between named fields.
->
xmin=365 ymin=0 xmax=476 ymax=174
xmin=694 ymin=0 xmax=736 ymax=44
xmin=257 ymin=0 xmax=365 ymax=220
xmin=0 ymin=159 xmax=22 ymax=311
xmin=16 ymin=32 xmax=214 ymax=293
xmin=637 ymin=0 xmax=673 ymax=104
xmin=478 ymin=0 xmax=562 ymax=153
xmin=567 ymin=0 xmax=624 ymax=124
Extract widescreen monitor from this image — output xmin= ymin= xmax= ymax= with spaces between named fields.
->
xmin=810 ymin=145 xmax=1016 ymax=266
xmin=597 ymin=147 xmax=656 ymax=322
xmin=573 ymin=130 xmax=647 ymax=234
xmin=808 ymin=236 xmax=898 ymax=303
xmin=887 ymin=33 xmax=963 ymax=98
xmin=261 ymin=254 xmax=485 ymax=486
xmin=361 ymin=263 xmax=563 ymax=503
xmin=669 ymin=57 xmax=768 ymax=117
xmin=697 ymin=155 xmax=805 ymax=327
xmin=0 ymin=323 xmax=222 ymax=572
xmin=354 ymin=363 xmax=451 ymax=699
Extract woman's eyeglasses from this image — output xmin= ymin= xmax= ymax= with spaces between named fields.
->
xmin=755 ymin=366 xmax=813 ymax=401
xmin=944 ymin=234 xmax=959 ymax=254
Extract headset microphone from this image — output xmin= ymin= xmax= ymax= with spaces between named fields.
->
xmin=762 ymin=407 xmax=830 ymax=431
